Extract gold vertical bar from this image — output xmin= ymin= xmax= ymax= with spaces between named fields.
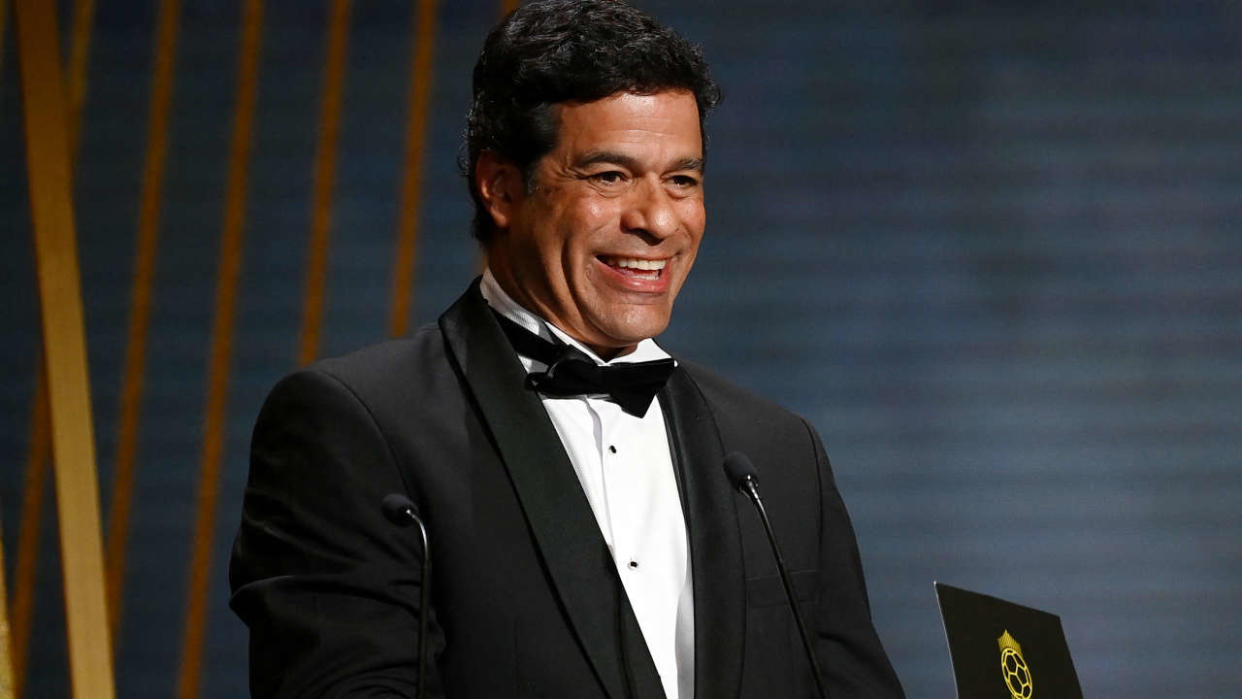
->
xmin=0 ymin=519 xmax=12 ymax=699
xmin=105 ymin=0 xmax=183 ymax=647
xmin=297 ymin=0 xmax=353 ymax=366
xmin=8 ymin=367 xmax=50 ymax=699
xmin=386 ymin=0 xmax=439 ymax=338
xmin=176 ymin=0 xmax=263 ymax=697
xmin=64 ymin=0 xmax=96 ymax=161
xmin=8 ymin=0 xmax=97 ymax=689
xmin=13 ymin=0 xmax=116 ymax=694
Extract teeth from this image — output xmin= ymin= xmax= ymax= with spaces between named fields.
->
xmin=611 ymin=257 xmax=667 ymax=271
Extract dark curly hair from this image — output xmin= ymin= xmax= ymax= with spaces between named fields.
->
xmin=464 ymin=0 xmax=722 ymax=244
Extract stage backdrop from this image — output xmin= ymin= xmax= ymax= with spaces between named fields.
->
xmin=2 ymin=1 xmax=1240 ymax=696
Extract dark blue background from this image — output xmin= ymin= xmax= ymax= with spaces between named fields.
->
xmin=3 ymin=1 xmax=1240 ymax=696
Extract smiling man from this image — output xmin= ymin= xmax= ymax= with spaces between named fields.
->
xmin=479 ymin=89 xmax=705 ymax=357
xmin=229 ymin=2 xmax=903 ymax=698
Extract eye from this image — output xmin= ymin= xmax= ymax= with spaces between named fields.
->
xmin=589 ymin=170 xmax=627 ymax=185
xmin=669 ymin=174 xmax=700 ymax=188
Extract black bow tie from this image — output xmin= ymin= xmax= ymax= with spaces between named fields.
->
xmin=493 ymin=312 xmax=675 ymax=417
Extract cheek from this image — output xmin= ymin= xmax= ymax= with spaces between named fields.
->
xmin=682 ymin=217 xmax=706 ymax=252
xmin=577 ymin=199 xmax=615 ymax=232
xmin=561 ymin=201 xmax=614 ymax=254
xmin=678 ymin=198 xmax=706 ymax=230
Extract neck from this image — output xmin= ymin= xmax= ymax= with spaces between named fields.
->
xmin=484 ymin=266 xmax=639 ymax=362
xmin=593 ymin=343 xmax=634 ymax=362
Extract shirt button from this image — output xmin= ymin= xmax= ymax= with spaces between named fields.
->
xmin=628 ymin=560 xmax=639 ymax=570
xmin=608 ymin=445 xmax=617 ymax=454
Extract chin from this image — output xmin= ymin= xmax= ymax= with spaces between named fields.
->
xmin=597 ymin=313 xmax=671 ymax=347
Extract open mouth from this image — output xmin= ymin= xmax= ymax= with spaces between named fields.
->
xmin=600 ymin=256 xmax=667 ymax=280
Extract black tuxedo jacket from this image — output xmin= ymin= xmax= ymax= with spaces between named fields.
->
xmin=230 ymin=283 xmax=903 ymax=698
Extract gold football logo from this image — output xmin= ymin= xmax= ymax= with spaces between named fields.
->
xmin=998 ymin=630 xmax=1033 ymax=699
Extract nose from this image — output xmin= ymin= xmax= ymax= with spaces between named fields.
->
xmin=620 ymin=176 xmax=678 ymax=241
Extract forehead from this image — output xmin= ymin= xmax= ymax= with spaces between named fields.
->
xmin=550 ymin=90 xmax=703 ymax=159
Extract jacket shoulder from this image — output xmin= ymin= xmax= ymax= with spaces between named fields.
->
xmin=261 ymin=322 xmax=462 ymax=436
xmin=308 ymin=322 xmax=447 ymax=386
xmin=673 ymin=357 xmax=826 ymax=473
xmin=676 ymin=358 xmax=808 ymax=432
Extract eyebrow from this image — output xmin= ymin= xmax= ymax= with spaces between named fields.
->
xmin=575 ymin=150 xmax=705 ymax=173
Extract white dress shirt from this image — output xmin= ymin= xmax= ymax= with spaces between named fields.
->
xmin=480 ymin=270 xmax=694 ymax=699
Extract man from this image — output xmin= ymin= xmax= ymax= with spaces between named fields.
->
xmin=230 ymin=1 xmax=904 ymax=697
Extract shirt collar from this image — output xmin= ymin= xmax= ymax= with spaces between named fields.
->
xmin=479 ymin=269 xmax=672 ymax=367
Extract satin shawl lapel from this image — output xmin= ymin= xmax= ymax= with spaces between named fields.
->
xmin=660 ymin=368 xmax=746 ymax=699
xmin=439 ymin=283 xmax=662 ymax=699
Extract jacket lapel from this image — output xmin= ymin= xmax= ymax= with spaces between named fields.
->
xmin=660 ymin=368 xmax=746 ymax=699
xmin=439 ymin=282 xmax=662 ymax=699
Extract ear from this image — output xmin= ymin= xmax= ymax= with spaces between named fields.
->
xmin=475 ymin=151 xmax=523 ymax=231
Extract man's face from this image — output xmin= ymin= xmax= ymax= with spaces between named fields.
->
xmin=483 ymin=90 xmax=706 ymax=358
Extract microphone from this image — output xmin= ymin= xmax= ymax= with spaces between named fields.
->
xmin=723 ymin=452 xmax=828 ymax=699
xmin=381 ymin=493 xmax=432 ymax=699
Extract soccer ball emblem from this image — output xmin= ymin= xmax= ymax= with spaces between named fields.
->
xmin=1000 ymin=646 xmax=1033 ymax=699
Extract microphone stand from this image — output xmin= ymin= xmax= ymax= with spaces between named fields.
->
xmin=382 ymin=493 xmax=431 ymax=699
xmin=725 ymin=453 xmax=828 ymax=699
